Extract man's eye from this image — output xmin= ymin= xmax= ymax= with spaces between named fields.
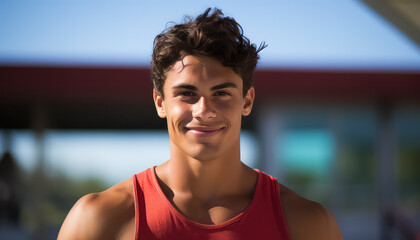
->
xmin=214 ymin=91 xmax=231 ymax=96
xmin=179 ymin=91 xmax=195 ymax=96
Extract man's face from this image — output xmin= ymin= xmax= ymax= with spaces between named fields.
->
xmin=153 ymin=55 xmax=255 ymax=161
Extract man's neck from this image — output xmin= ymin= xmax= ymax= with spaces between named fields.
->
xmin=155 ymin=142 xmax=255 ymax=201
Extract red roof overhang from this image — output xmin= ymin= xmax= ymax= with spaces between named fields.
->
xmin=1 ymin=65 xmax=419 ymax=129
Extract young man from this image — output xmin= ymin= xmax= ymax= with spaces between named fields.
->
xmin=58 ymin=8 xmax=342 ymax=240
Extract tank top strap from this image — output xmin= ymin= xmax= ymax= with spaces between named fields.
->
xmin=132 ymin=172 xmax=143 ymax=240
xmin=133 ymin=168 xmax=163 ymax=240
xmin=256 ymin=170 xmax=290 ymax=239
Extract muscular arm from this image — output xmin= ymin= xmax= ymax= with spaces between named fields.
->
xmin=58 ymin=179 xmax=135 ymax=240
xmin=289 ymin=201 xmax=342 ymax=240
xmin=58 ymin=193 xmax=114 ymax=240
xmin=280 ymin=184 xmax=343 ymax=240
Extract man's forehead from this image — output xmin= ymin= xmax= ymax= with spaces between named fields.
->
xmin=171 ymin=55 xmax=208 ymax=73
xmin=165 ymin=54 xmax=243 ymax=90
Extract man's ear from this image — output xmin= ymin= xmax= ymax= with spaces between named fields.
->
xmin=153 ymin=89 xmax=166 ymax=118
xmin=242 ymin=87 xmax=255 ymax=116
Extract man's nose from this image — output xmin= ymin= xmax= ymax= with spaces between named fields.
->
xmin=192 ymin=96 xmax=216 ymax=121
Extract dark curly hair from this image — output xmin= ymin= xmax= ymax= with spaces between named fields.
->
xmin=151 ymin=8 xmax=266 ymax=98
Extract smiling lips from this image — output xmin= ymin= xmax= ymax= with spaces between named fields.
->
xmin=185 ymin=127 xmax=224 ymax=137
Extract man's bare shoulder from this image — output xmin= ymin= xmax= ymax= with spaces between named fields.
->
xmin=279 ymin=183 xmax=342 ymax=240
xmin=58 ymin=177 xmax=135 ymax=240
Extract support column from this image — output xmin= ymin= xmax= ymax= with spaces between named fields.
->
xmin=257 ymin=106 xmax=284 ymax=181
xmin=377 ymin=102 xmax=396 ymax=240
xmin=31 ymin=104 xmax=48 ymax=240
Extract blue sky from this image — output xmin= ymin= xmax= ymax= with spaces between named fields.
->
xmin=1 ymin=0 xmax=419 ymax=70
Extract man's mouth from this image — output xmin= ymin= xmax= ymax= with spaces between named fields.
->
xmin=184 ymin=127 xmax=224 ymax=137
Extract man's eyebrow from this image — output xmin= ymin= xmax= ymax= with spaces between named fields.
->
xmin=210 ymin=82 xmax=238 ymax=91
xmin=172 ymin=84 xmax=197 ymax=91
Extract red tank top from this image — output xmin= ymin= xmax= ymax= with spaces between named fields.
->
xmin=132 ymin=167 xmax=290 ymax=240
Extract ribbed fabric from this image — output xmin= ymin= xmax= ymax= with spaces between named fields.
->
xmin=133 ymin=167 xmax=290 ymax=240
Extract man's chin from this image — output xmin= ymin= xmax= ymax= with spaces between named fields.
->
xmin=186 ymin=146 xmax=223 ymax=162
